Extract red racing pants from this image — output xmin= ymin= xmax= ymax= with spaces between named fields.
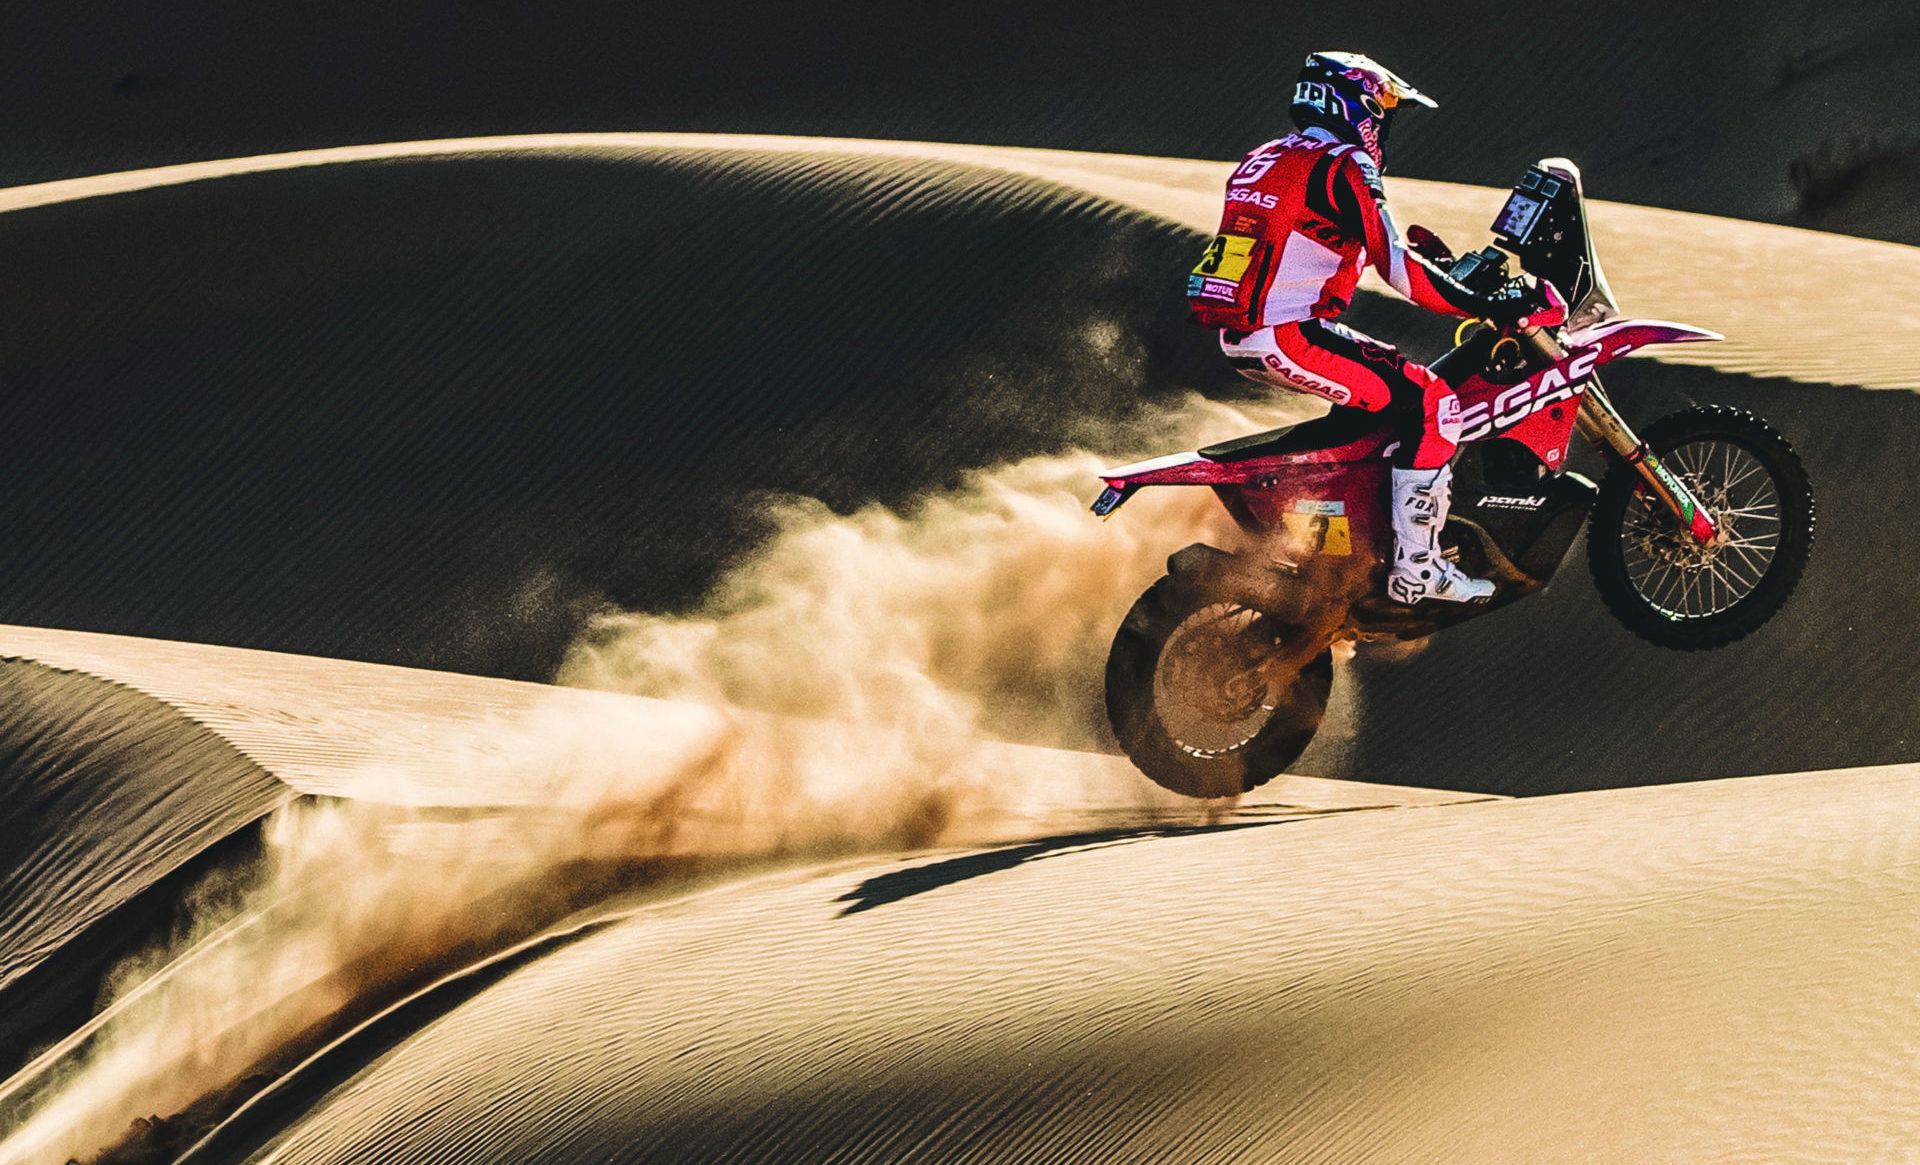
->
xmin=1220 ymin=318 xmax=1462 ymax=470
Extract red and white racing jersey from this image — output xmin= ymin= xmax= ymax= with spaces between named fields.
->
xmin=1188 ymin=127 xmax=1481 ymax=331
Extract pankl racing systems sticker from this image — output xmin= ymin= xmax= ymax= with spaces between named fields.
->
xmin=1283 ymin=498 xmax=1351 ymax=555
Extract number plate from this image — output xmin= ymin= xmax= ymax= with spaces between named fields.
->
xmin=1090 ymin=485 xmax=1128 ymax=517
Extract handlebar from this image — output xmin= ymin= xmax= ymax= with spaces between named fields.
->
xmin=1443 ymin=244 xmax=1568 ymax=332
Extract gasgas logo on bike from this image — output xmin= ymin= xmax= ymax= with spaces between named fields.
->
xmin=1457 ymin=344 xmax=1603 ymax=442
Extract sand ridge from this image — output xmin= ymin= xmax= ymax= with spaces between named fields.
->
xmin=0 ymin=133 xmax=1908 ymax=389
xmin=0 ymin=660 xmax=286 ymax=1086
xmin=0 ymin=625 xmax=1482 ymax=817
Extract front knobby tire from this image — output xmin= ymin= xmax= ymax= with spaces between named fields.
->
xmin=1105 ymin=573 xmax=1333 ymax=799
xmin=1588 ymin=405 xmax=1814 ymax=650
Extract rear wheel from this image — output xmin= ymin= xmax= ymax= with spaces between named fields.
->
xmin=1588 ymin=405 xmax=1814 ymax=650
xmin=1105 ymin=573 xmax=1332 ymax=799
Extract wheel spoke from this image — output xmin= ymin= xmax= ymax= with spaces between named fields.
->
xmin=1680 ymin=558 xmax=1703 ymax=613
xmin=1718 ymin=454 xmax=1765 ymax=494
xmin=1599 ymin=415 xmax=1808 ymax=640
xmin=1723 ymin=550 xmax=1771 ymax=589
xmin=1658 ymin=568 xmax=1689 ymax=613
xmin=1707 ymin=553 xmax=1750 ymax=595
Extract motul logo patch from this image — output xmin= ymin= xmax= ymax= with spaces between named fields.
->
xmin=1458 ymin=346 xmax=1602 ymax=442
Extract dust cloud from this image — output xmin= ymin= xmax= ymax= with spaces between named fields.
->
xmin=0 ymin=391 xmax=1314 ymax=1164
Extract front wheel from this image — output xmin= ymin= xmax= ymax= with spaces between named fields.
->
xmin=1105 ymin=573 xmax=1332 ymax=799
xmin=1588 ymin=405 xmax=1814 ymax=650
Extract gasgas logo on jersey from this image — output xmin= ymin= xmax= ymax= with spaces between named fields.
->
xmin=1227 ymin=187 xmax=1280 ymax=210
xmin=1457 ymin=345 xmax=1603 ymax=442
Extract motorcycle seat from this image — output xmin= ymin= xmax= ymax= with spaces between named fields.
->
xmin=1199 ymin=407 xmax=1390 ymax=462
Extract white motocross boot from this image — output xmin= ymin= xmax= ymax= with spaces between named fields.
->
xmin=1386 ymin=464 xmax=1495 ymax=604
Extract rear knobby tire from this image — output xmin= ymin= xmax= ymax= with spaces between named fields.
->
xmin=1587 ymin=405 xmax=1814 ymax=650
xmin=1105 ymin=573 xmax=1332 ymax=799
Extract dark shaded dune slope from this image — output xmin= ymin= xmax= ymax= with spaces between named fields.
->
xmin=0 ymin=659 xmax=286 ymax=1077
xmin=0 ymin=148 xmax=1237 ymax=680
xmin=3 ymin=145 xmax=1916 ymax=796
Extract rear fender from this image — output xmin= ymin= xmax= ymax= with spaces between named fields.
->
xmin=1098 ymin=451 xmax=1261 ymax=488
xmin=1092 ymin=451 xmax=1267 ymax=517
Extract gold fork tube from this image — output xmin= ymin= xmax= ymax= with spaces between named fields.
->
xmin=1521 ymin=330 xmax=1718 ymax=543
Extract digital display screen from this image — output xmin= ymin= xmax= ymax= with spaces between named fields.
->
xmin=1494 ymin=192 xmax=1545 ymax=242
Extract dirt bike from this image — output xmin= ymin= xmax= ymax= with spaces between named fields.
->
xmin=1095 ymin=158 xmax=1815 ymax=799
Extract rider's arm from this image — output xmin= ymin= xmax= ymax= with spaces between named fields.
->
xmin=1337 ymin=151 xmax=1486 ymax=318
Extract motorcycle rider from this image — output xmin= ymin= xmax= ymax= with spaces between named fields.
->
xmin=1189 ymin=51 xmax=1533 ymax=604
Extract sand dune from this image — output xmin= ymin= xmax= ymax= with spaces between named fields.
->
xmin=9 ymin=2 xmax=1917 ymax=246
xmin=0 ymin=624 xmax=723 ymax=806
xmin=0 ymin=134 xmax=1914 ymax=1163
xmin=0 ymin=138 xmax=1913 ymax=794
xmin=0 ymin=142 xmax=1234 ymax=678
xmin=0 ymin=660 xmax=286 ymax=1084
xmin=3 ymin=133 xmax=1911 ymax=389
xmin=0 ymin=626 xmax=1480 ymax=1164
xmin=170 ymin=761 xmax=1920 ymax=1165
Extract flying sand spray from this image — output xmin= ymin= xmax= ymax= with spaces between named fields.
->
xmin=0 ymin=392 xmax=1327 ymax=1164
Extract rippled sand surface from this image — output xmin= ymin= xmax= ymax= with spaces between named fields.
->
xmin=207 ymin=762 xmax=1920 ymax=1165
xmin=4 ymin=627 xmax=1913 ymax=1164
xmin=0 ymin=627 xmax=1479 ymax=1165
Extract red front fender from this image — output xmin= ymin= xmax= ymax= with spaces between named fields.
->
xmin=1568 ymin=316 xmax=1723 ymax=357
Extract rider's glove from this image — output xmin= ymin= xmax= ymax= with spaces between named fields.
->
xmin=1405 ymin=223 xmax=1455 ymax=266
xmin=1480 ymin=277 xmax=1568 ymax=331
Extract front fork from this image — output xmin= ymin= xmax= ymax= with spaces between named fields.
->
xmin=1523 ymin=330 xmax=1719 ymax=544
